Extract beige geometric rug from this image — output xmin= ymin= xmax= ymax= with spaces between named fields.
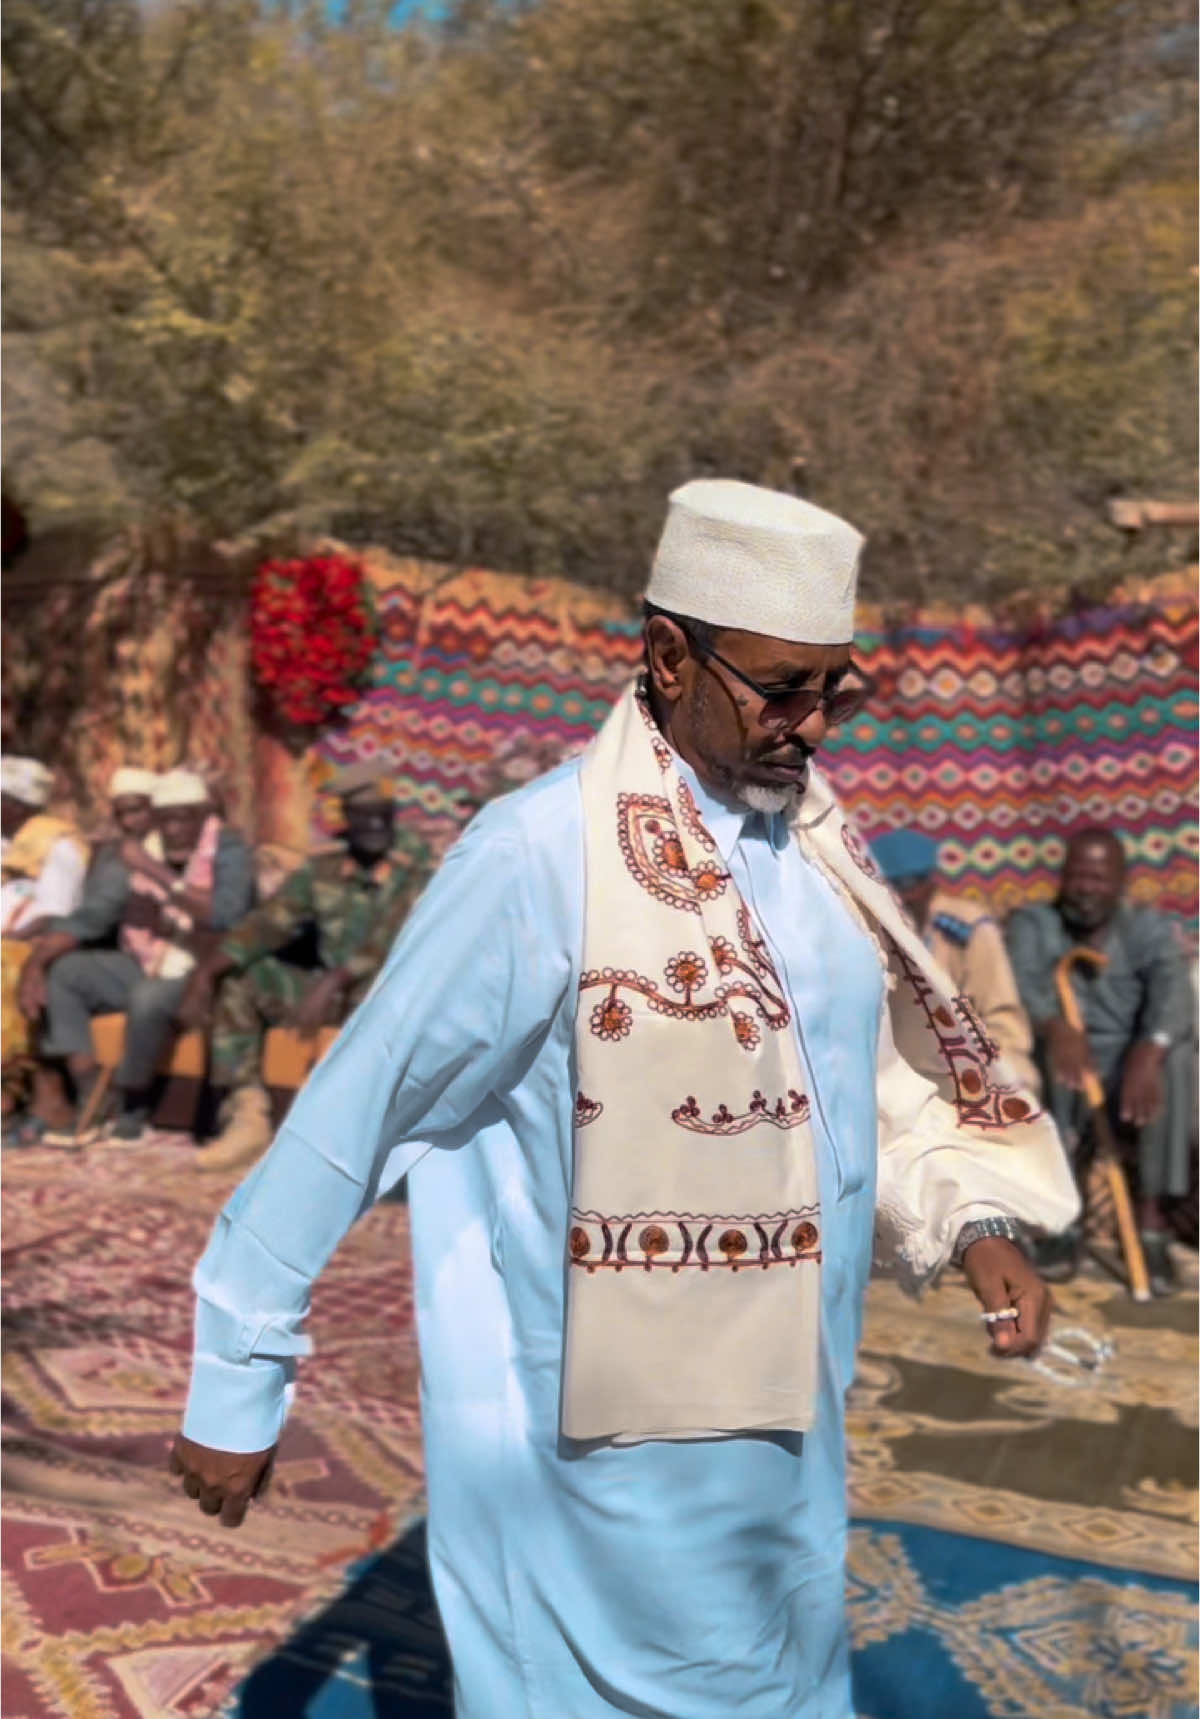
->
xmin=849 ymin=1250 xmax=1198 ymax=1581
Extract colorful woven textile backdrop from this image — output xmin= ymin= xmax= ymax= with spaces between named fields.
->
xmin=316 ymin=560 xmax=1198 ymax=940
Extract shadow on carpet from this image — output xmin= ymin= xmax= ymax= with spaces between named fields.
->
xmin=227 ymin=1520 xmax=451 ymax=1718
xmin=223 ymin=1515 xmax=1197 ymax=1718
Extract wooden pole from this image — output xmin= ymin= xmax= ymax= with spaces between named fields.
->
xmin=1054 ymin=947 xmax=1152 ymax=1302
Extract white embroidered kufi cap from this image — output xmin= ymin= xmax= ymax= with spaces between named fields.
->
xmin=646 ymin=478 xmax=863 ymax=645
xmin=151 ymin=769 xmax=209 ymax=809
xmin=0 ymin=756 xmax=54 ymax=808
xmin=110 ymin=767 xmax=158 ymax=800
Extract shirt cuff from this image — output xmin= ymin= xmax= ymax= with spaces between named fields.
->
xmin=182 ymin=1351 xmax=292 ymax=1453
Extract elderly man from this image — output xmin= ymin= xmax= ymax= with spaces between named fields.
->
xmin=871 ymin=828 xmax=1039 ymax=1092
xmin=19 ymin=769 xmax=255 ymax=1143
xmin=177 ymin=764 xmax=430 ymax=1174
xmin=1006 ymin=827 xmax=1195 ymax=1294
xmin=101 ymin=765 xmax=158 ymax=848
xmin=0 ymin=756 xmax=87 ymax=936
xmin=172 ymin=482 xmax=1076 ymax=1719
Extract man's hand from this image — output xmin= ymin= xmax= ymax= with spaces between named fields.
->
xmin=168 ymin=1433 xmax=276 ymax=1528
xmin=175 ymin=968 xmax=217 ymax=1032
xmin=1118 ymin=1039 xmax=1167 ymax=1129
xmin=289 ymin=969 xmax=348 ymax=1035
xmin=17 ymin=960 xmax=47 ymax=1020
xmin=119 ymin=836 xmax=155 ymax=875
xmin=1043 ymin=1018 xmax=1090 ymax=1091
xmin=961 ymin=1236 xmax=1051 ymax=1359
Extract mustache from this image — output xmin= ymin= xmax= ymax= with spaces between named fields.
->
xmin=757 ymin=745 xmax=815 ymax=766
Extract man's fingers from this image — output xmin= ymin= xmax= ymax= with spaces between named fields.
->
xmin=168 ymin=1443 xmax=185 ymax=1477
xmin=251 ymin=1454 xmax=274 ymax=1499
xmin=182 ymin=1470 xmax=202 ymax=1500
xmin=974 ymin=1267 xmax=1019 ymax=1353
xmin=999 ymin=1283 xmax=1050 ymax=1358
xmin=198 ymin=1485 xmax=225 ymax=1516
xmin=988 ymin=1310 xmax=1019 ymax=1354
xmin=220 ymin=1490 xmax=251 ymax=1529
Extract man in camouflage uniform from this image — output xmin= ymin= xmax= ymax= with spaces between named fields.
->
xmin=178 ymin=766 xmax=430 ymax=1172
xmin=871 ymin=829 xmax=1038 ymax=1093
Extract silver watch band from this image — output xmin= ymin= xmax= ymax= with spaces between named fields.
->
xmin=951 ymin=1215 xmax=1022 ymax=1267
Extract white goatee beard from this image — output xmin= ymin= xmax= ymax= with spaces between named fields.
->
xmin=738 ymin=783 xmax=801 ymax=817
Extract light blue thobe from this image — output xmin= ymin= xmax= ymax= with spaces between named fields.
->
xmin=185 ymin=754 xmax=885 ymax=1718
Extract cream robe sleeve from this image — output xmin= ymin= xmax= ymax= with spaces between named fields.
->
xmin=872 ymin=1001 xmax=1081 ymax=1289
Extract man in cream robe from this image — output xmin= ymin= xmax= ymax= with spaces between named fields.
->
xmin=174 ymin=482 xmax=1077 ymax=1718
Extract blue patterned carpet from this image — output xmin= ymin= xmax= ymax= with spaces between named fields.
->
xmin=849 ymin=1519 xmax=1196 ymax=1719
xmin=225 ymin=1515 xmax=1197 ymax=1718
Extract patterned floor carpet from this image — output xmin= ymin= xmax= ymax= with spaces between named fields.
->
xmin=3 ymin=1135 xmax=424 ymax=1719
xmin=3 ymin=1136 xmax=1196 ymax=1718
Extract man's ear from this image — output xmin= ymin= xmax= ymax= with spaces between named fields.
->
xmin=645 ymin=615 xmax=691 ymax=706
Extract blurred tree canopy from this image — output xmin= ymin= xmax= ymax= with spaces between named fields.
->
xmin=2 ymin=0 xmax=1195 ymax=601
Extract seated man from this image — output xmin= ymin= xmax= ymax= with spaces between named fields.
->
xmin=1 ymin=756 xmax=88 ymax=936
xmin=871 ymin=828 xmax=1038 ymax=1092
xmin=18 ymin=769 xmax=256 ymax=1143
xmin=1006 ymin=827 xmax=1196 ymax=1294
xmin=2 ymin=756 xmax=89 ymax=1141
xmin=179 ymin=766 xmax=431 ymax=1173
xmin=90 ymin=765 xmax=158 ymax=867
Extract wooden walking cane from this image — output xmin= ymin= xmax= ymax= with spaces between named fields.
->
xmin=1054 ymin=947 xmax=1152 ymax=1302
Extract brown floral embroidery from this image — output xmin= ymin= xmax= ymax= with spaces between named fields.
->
xmin=665 ymin=951 xmax=708 ymax=996
xmin=691 ymin=859 xmax=729 ymax=901
xmin=594 ymin=693 xmax=795 ymax=1052
xmin=709 ymin=935 xmax=736 ymax=974
xmin=617 ymin=792 xmax=734 ymax=916
xmin=567 ymin=1207 xmax=821 ymax=1271
xmin=574 ymin=1092 xmax=603 ymax=1128
xmin=732 ymin=1012 xmax=760 ymax=1051
xmin=841 ymin=823 xmax=885 ymax=884
xmin=653 ymin=830 xmax=689 ymax=876
xmin=590 ymin=992 xmax=634 ymax=1041
xmin=677 ymin=777 xmax=717 ymax=852
xmin=672 ymin=1088 xmax=811 ymax=1134
xmin=953 ymin=991 xmax=1001 ymax=1066
xmin=581 ymin=966 xmax=727 ymax=1033
xmin=891 ymin=941 xmax=1040 ymax=1129
xmin=580 ymin=898 xmax=790 ymax=1046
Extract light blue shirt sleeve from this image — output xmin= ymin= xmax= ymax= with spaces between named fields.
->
xmin=183 ymin=800 xmax=576 ymax=1452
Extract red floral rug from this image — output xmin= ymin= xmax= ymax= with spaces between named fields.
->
xmin=2 ymin=1135 xmax=425 ymax=1719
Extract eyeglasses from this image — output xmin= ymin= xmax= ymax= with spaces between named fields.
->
xmin=683 ymin=629 xmax=874 ymax=729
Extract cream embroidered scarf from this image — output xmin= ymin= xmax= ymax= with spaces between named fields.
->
xmin=563 ymin=683 xmax=1045 ymax=1445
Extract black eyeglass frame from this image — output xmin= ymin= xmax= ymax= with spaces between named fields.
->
xmin=679 ymin=624 xmax=875 ymax=729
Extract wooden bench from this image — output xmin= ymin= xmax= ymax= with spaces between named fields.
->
xmin=77 ymin=1014 xmax=208 ymax=1139
xmin=79 ymin=1017 xmax=340 ymax=1141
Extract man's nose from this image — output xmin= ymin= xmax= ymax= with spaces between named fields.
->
xmin=787 ymin=707 xmax=828 ymax=748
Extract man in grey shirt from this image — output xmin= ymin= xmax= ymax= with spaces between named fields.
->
xmin=1006 ymin=827 xmax=1196 ymax=1294
xmin=18 ymin=769 xmax=255 ymax=1142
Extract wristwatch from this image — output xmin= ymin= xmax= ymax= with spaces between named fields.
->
xmin=951 ymin=1214 xmax=1022 ymax=1267
xmin=1148 ymin=1029 xmax=1172 ymax=1049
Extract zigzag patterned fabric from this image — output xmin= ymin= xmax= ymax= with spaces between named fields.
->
xmin=315 ymin=564 xmax=1198 ymax=941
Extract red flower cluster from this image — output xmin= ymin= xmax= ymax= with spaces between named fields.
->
xmin=250 ymin=554 xmax=377 ymax=726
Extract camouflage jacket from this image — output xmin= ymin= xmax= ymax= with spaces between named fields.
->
xmin=219 ymin=834 xmax=431 ymax=986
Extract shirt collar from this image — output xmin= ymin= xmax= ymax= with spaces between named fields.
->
xmin=672 ymin=756 xmax=786 ymax=862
